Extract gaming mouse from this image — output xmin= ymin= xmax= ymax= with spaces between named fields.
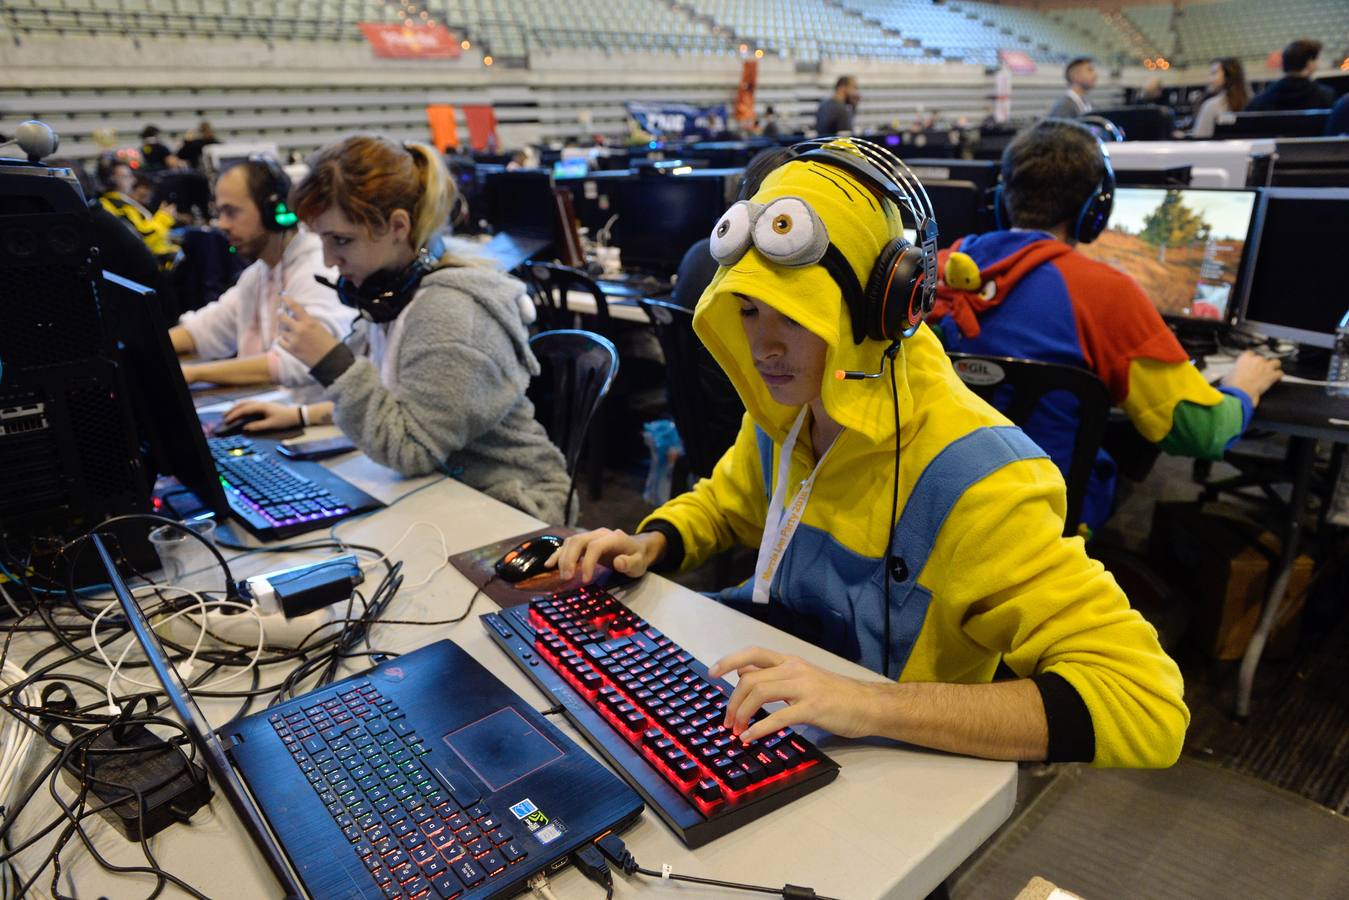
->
xmin=212 ymin=413 xmax=264 ymax=438
xmin=495 ymin=534 xmax=564 ymax=583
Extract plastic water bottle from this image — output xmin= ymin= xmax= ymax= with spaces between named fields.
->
xmin=642 ymin=419 xmax=684 ymax=506
xmin=1329 ymin=307 xmax=1349 ymax=398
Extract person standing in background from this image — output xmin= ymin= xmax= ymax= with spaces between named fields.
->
xmin=1191 ymin=58 xmax=1250 ymax=138
xmin=1246 ymin=39 xmax=1335 ymax=112
xmin=815 ymin=75 xmax=859 ymax=135
xmin=177 ymin=121 xmax=220 ymax=170
xmin=1047 ymin=58 xmax=1097 ymax=118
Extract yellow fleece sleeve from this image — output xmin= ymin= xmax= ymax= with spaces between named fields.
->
xmin=927 ymin=456 xmax=1189 ymax=768
xmin=1119 ymin=357 xmax=1225 ymax=442
xmin=637 ymin=413 xmax=769 ymax=574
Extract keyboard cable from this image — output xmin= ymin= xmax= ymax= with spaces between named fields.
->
xmin=585 ymin=832 xmax=841 ymax=900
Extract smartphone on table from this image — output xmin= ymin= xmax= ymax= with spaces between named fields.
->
xmin=276 ymin=435 xmax=356 ymax=461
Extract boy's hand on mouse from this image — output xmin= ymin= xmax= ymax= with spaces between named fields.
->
xmin=708 ymin=647 xmax=884 ymax=744
xmin=546 ymin=528 xmax=667 ymax=582
xmin=1222 ymin=350 xmax=1283 ymax=406
xmin=222 ymin=400 xmax=300 ymax=433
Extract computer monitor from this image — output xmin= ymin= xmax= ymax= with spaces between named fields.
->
xmin=552 ymin=157 xmax=589 ymax=179
xmin=921 ymin=180 xmax=992 ymax=248
xmin=1238 ymin=187 xmax=1349 ymax=349
xmin=608 ymin=172 xmax=731 ymax=275
xmin=1076 ymin=187 xmax=1261 ymax=325
xmin=482 ymin=169 xmax=557 ymax=240
xmin=1116 ymin=166 xmax=1192 ymax=187
xmin=1094 ymin=106 xmax=1177 ymax=142
xmin=201 ymin=142 xmax=283 ymax=180
xmin=1105 ymin=140 xmax=1275 ymax=188
xmin=1214 ymin=110 xmax=1331 ymax=140
xmin=904 ymin=159 xmax=1000 ymax=193
xmin=1270 ymin=138 xmax=1349 ymax=187
xmin=98 ymin=270 xmax=228 ymax=519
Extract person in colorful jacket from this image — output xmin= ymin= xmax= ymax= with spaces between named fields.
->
xmin=929 ymin=119 xmax=1282 ymax=529
xmin=98 ymin=158 xmax=180 ymax=265
xmin=549 ymin=140 xmax=1189 ymax=769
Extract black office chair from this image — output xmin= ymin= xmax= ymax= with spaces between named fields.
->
xmin=639 ymin=238 xmax=745 ymax=484
xmin=947 ymin=353 xmax=1111 ymax=536
xmin=521 ymin=262 xmax=611 ymax=333
xmin=528 ymin=329 xmax=619 ymax=522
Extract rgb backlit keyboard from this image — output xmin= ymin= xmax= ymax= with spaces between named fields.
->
xmin=483 ymin=586 xmax=839 ymax=847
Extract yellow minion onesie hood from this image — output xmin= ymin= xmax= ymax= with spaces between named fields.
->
xmin=640 ymin=143 xmax=1189 ymax=769
xmin=691 ymin=148 xmax=917 ymax=447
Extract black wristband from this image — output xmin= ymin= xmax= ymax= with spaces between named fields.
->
xmin=638 ymin=520 xmax=684 ymax=573
xmin=1032 ymin=671 xmax=1096 ymax=763
xmin=309 ymin=342 xmax=357 ymax=388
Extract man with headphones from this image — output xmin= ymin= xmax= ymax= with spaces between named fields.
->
xmin=549 ymin=139 xmax=1189 ymax=769
xmin=170 ymin=155 xmax=355 ymax=398
xmin=929 ymin=119 xmax=1281 ymax=530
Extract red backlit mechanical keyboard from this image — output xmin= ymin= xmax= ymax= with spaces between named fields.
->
xmin=482 ymin=586 xmax=839 ymax=847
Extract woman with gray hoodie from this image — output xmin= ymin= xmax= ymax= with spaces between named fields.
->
xmin=221 ymin=134 xmax=570 ymax=524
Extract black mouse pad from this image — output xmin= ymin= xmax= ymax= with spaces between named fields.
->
xmin=449 ymin=527 xmax=628 ymax=609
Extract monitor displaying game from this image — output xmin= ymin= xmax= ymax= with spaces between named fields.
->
xmin=1076 ymin=187 xmax=1260 ymax=323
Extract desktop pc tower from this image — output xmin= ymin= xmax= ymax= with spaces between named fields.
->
xmin=0 ymin=159 xmax=158 ymax=583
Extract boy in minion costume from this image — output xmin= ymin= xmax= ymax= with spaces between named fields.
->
xmin=551 ymin=141 xmax=1187 ymax=768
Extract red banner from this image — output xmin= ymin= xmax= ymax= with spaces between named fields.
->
xmin=735 ymin=59 xmax=759 ymax=124
xmin=359 ymin=23 xmax=461 ymax=59
xmin=998 ymin=49 xmax=1037 ymax=75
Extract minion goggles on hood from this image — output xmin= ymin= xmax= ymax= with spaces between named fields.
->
xmin=709 ymin=140 xmax=941 ymax=344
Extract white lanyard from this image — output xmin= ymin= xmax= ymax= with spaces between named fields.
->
xmin=751 ymin=407 xmax=840 ymax=605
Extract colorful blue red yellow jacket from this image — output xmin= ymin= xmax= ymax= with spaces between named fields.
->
xmin=638 ymin=152 xmax=1188 ymax=768
xmin=930 ymin=230 xmax=1252 ymax=529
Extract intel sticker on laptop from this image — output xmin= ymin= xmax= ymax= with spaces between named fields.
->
xmin=511 ymin=799 xmax=568 ymax=843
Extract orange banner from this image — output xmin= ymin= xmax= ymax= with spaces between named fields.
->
xmin=462 ymin=105 xmax=499 ymax=152
xmin=426 ymin=105 xmax=459 ymax=152
xmin=735 ymin=59 xmax=759 ymax=124
xmin=359 ymin=23 xmax=461 ymax=59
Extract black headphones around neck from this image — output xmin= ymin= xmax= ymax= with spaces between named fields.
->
xmin=248 ymin=154 xmax=298 ymax=232
xmin=740 ymin=139 xmax=940 ymax=345
xmin=993 ymin=130 xmax=1116 ymax=244
xmin=316 ymin=250 xmax=440 ymax=324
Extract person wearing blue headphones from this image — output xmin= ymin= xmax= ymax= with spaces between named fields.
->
xmin=929 ymin=119 xmax=1282 ymax=531
xmin=221 ymin=135 xmax=569 ymax=523
xmin=171 ymin=157 xmax=354 ymax=399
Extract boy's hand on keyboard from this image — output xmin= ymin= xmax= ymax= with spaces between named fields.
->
xmin=548 ymin=528 xmax=666 ymax=582
xmin=710 ymin=647 xmax=884 ymax=743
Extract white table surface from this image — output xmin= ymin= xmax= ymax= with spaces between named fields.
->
xmin=563 ymin=290 xmax=651 ymax=324
xmin=11 ymin=446 xmax=1015 ymax=900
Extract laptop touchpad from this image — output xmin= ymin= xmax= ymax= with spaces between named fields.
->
xmin=443 ymin=707 xmax=564 ymax=792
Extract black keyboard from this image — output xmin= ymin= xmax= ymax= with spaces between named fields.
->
xmin=269 ymin=680 xmax=528 ymax=899
xmin=482 ymin=587 xmax=839 ymax=848
xmin=208 ymin=436 xmax=380 ymax=539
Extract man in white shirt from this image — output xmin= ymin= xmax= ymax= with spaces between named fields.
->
xmin=170 ymin=158 xmax=354 ymax=398
xmin=1047 ymin=58 xmax=1097 ymax=119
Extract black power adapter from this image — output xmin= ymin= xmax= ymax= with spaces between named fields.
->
xmin=61 ymin=723 xmax=213 ymax=842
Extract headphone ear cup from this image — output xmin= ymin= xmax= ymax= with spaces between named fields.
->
xmin=993 ymin=184 xmax=1010 ymax=232
xmin=865 ymin=239 xmax=926 ymax=342
xmin=1074 ymin=184 xmax=1114 ymax=244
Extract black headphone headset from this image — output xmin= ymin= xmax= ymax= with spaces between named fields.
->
xmin=737 ymin=139 xmax=940 ymax=349
xmin=316 ymin=250 xmax=441 ymax=324
xmin=992 ymin=123 xmax=1116 ymax=244
xmin=247 ymin=154 xmax=299 ymax=232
